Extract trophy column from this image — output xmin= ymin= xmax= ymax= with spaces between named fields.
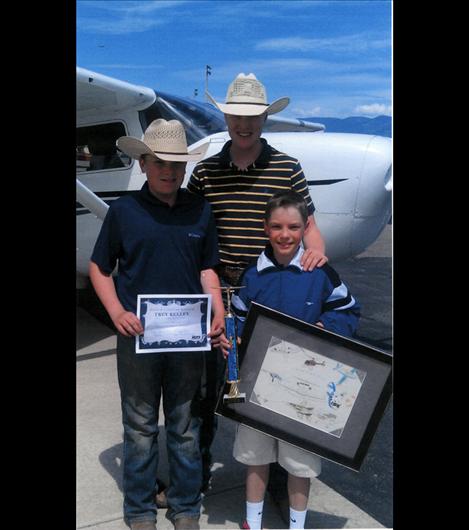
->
xmin=221 ymin=286 xmax=246 ymax=404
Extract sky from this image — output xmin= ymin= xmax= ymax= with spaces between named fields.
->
xmin=76 ymin=0 xmax=392 ymax=119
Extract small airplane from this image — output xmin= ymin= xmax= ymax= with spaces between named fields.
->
xmin=76 ymin=67 xmax=392 ymax=287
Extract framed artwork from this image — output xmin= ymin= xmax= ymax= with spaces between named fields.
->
xmin=216 ymin=302 xmax=392 ymax=471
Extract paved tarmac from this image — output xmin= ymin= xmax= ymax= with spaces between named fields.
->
xmin=76 ymin=225 xmax=392 ymax=530
xmin=318 ymin=225 xmax=393 ymax=528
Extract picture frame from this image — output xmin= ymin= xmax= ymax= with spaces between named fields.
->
xmin=216 ymin=302 xmax=392 ymax=471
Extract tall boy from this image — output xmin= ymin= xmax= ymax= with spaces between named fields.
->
xmin=89 ymin=119 xmax=226 ymax=530
xmin=188 ymin=72 xmax=327 ymax=284
xmin=187 ymin=72 xmax=328 ymax=496
xmin=231 ymin=191 xmax=360 ymax=530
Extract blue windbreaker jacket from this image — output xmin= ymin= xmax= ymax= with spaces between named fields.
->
xmin=232 ymin=245 xmax=360 ymax=338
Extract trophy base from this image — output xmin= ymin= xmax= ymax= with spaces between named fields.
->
xmin=223 ymin=393 xmax=246 ymax=404
xmin=223 ymin=381 xmax=246 ymax=404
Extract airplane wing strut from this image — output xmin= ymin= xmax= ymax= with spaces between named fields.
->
xmin=76 ymin=179 xmax=109 ymax=220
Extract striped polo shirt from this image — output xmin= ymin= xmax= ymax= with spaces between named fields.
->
xmin=187 ymin=138 xmax=315 ymax=268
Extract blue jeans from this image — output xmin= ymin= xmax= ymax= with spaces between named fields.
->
xmin=116 ymin=334 xmax=203 ymax=524
xmin=198 ymin=347 xmax=225 ymax=489
xmin=197 ymin=275 xmax=234 ymax=490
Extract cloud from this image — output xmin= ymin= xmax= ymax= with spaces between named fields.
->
xmin=354 ymin=103 xmax=392 ymax=116
xmin=172 ymin=58 xmax=329 ymax=84
xmin=80 ymin=1 xmax=187 ymax=14
xmin=89 ymin=64 xmax=164 ymax=70
xmin=77 ymin=0 xmax=189 ymax=34
xmin=292 ymin=106 xmax=322 ymax=118
xmin=111 ymin=0 xmax=189 ymax=14
xmin=78 ymin=16 xmax=166 ymax=34
xmin=256 ymin=33 xmax=390 ymax=53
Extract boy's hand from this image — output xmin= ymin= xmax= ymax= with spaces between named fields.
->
xmin=112 ymin=310 xmax=144 ymax=337
xmin=208 ymin=315 xmax=230 ymax=357
xmin=213 ymin=332 xmax=231 ymax=358
xmin=301 ymin=248 xmax=328 ymax=271
xmin=216 ymin=335 xmax=241 ymax=360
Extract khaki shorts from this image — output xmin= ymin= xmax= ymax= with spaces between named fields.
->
xmin=233 ymin=424 xmax=321 ymax=478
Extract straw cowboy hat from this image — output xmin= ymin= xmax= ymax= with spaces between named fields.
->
xmin=206 ymin=73 xmax=289 ymax=116
xmin=116 ymin=119 xmax=209 ymax=162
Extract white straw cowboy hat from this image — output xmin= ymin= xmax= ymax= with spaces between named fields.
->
xmin=206 ymin=73 xmax=289 ymax=116
xmin=117 ymin=119 xmax=209 ymax=162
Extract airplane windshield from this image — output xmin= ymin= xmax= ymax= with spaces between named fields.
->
xmin=139 ymin=90 xmax=227 ymax=145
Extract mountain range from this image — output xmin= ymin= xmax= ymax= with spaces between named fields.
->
xmin=302 ymin=115 xmax=391 ymax=137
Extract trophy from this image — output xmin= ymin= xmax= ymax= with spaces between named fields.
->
xmin=219 ymin=286 xmax=246 ymax=404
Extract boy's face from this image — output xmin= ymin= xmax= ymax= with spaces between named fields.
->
xmin=140 ymin=156 xmax=187 ymax=203
xmin=264 ymin=206 xmax=308 ymax=265
xmin=224 ymin=113 xmax=267 ymax=151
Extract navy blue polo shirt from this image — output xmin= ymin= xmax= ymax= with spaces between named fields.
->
xmin=91 ymin=182 xmax=220 ymax=313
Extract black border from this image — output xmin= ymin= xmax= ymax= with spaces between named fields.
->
xmin=216 ymin=302 xmax=392 ymax=471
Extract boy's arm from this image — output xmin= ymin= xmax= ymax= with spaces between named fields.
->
xmin=301 ymin=214 xmax=328 ymax=271
xmin=186 ymin=163 xmax=204 ymax=196
xmin=318 ymin=308 xmax=360 ymax=338
xmin=290 ymin=160 xmax=327 ymax=271
xmin=200 ymin=268 xmax=230 ymax=354
xmin=89 ymin=261 xmax=143 ymax=337
xmin=317 ymin=267 xmax=361 ymax=337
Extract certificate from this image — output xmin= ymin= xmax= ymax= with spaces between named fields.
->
xmin=135 ymin=294 xmax=212 ymax=353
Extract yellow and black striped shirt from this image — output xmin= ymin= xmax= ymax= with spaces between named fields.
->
xmin=187 ymin=139 xmax=315 ymax=268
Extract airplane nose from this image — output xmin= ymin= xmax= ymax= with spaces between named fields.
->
xmin=354 ymin=136 xmax=392 ymax=217
xmin=351 ymin=135 xmax=392 ymax=255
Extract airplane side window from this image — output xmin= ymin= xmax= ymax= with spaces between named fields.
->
xmin=76 ymin=122 xmax=131 ymax=172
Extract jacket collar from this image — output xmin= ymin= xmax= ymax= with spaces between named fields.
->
xmin=257 ymin=243 xmax=304 ymax=272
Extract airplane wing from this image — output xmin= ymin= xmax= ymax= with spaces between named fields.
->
xmin=201 ymin=87 xmax=324 ymax=133
xmin=264 ymin=115 xmax=325 ymax=133
xmin=77 ymin=67 xmax=156 ymax=114
xmin=77 ymin=65 xmax=324 ymax=135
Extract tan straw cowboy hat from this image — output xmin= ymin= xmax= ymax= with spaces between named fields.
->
xmin=206 ymin=73 xmax=289 ymax=116
xmin=116 ymin=119 xmax=209 ymax=162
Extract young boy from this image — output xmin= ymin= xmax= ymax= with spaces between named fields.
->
xmin=231 ymin=191 xmax=361 ymax=530
xmin=89 ymin=119 xmax=226 ymax=530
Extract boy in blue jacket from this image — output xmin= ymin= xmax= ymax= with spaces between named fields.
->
xmin=231 ymin=191 xmax=360 ymax=529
